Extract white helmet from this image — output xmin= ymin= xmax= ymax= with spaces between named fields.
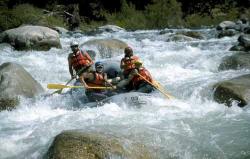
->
xmin=70 ymin=41 xmax=79 ymax=47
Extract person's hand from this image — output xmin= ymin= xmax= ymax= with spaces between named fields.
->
xmin=111 ymin=85 xmax=117 ymax=89
xmin=115 ymin=77 xmax=121 ymax=81
xmin=84 ymin=84 xmax=89 ymax=89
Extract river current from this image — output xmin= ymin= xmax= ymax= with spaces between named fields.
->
xmin=0 ymin=28 xmax=250 ymax=159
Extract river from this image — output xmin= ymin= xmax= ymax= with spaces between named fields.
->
xmin=0 ymin=28 xmax=250 ymax=159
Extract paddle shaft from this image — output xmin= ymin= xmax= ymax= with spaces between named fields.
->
xmin=136 ymin=73 xmax=174 ymax=99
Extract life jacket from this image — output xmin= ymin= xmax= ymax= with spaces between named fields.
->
xmin=132 ymin=67 xmax=153 ymax=89
xmin=122 ymin=55 xmax=139 ymax=75
xmin=86 ymin=72 xmax=105 ymax=87
xmin=71 ymin=50 xmax=93 ymax=71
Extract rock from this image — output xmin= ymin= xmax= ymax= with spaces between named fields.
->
xmin=45 ymin=130 xmax=152 ymax=159
xmin=244 ymin=26 xmax=250 ymax=34
xmin=166 ymin=34 xmax=194 ymax=42
xmin=218 ymin=29 xmax=238 ymax=38
xmin=229 ymin=45 xmax=246 ymax=51
xmin=216 ymin=21 xmax=236 ymax=31
xmin=238 ymin=34 xmax=250 ymax=50
xmin=219 ymin=52 xmax=250 ymax=70
xmin=0 ymin=62 xmax=44 ymax=111
xmin=0 ymin=25 xmax=61 ymax=51
xmin=97 ymin=25 xmax=125 ymax=33
xmin=213 ymin=74 xmax=250 ymax=107
xmin=52 ymin=27 xmax=68 ymax=35
xmin=176 ymin=31 xmax=205 ymax=39
xmin=86 ymin=25 xmax=125 ymax=35
xmin=81 ymin=39 xmax=128 ymax=58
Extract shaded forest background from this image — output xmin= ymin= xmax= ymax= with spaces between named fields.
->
xmin=0 ymin=0 xmax=249 ymax=31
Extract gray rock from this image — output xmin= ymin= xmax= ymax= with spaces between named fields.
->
xmin=216 ymin=21 xmax=236 ymax=31
xmin=52 ymin=27 xmax=69 ymax=34
xmin=238 ymin=34 xmax=250 ymax=50
xmin=218 ymin=29 xmax=238 ymax=38
xmin=0 ymin=25 xmax=61 ymax=51
xmin=81 ymin=39 xmax=127 ymax=58
xmin=229 ymin=45 xmax=246 ymax=51
xmin=0 ymin=62 xmax=44 ymax=111
xmin=45 ymin=130 xmax=152 ymax=159
xmin=176 ymin=31 xmax=205 ymax=39
xmin=86 ymin=25 xmax=125 ymax=35
xmin=219 ymin=52 xmax=250 ymax=70
xmin=166 ymin=34 xmax=195 ymax=42
xmin=214 ymin=74 xmax=250 ymax=107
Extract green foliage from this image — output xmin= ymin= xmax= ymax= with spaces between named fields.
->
xmin=104 ymin=0 xmax=147 ymax=30
xmin=0 ymin=4 xmax=65 ymax=31
xmin=145 ymin=0 xmax=183 ymax=29
xmin=184 ymin=5 xmax=241 ymax=28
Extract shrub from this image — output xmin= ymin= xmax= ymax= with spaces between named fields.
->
xmin=145 ymin=0 xmax=183 ymax=29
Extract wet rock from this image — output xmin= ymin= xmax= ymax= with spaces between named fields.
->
xmin=81 ymin=39 xmax=127 ymax=58
xmin=0 ymin=62 xmax=44 ymax=111
xmin=45 ymin=130 xmax=152 ymax=159
xmin=0 ymin=25 xmax=61 ymax=51
xmin=219 ymin=52 xmax=250 ymax=70
xmin=86 ymin=25 xmax=125 ymax=35
xmin=52 ymin=27 xmax=68 ymax=35
xmin=166 ymin=34 xmax=194 ymax=42
xmin=216 ymin=21 xmax=236 ymax=31
xmin=238 ymin=34 xmax=250 ymax=50
xmin=176 ymin=31 xmax=205 ymax=39
xmin=229 ymin=45 xmax=246 ymax=51
xmin=213 ymin=74 xmax=250 ymax=107
xmin=218 ymin=29 xmax=238 ymax=38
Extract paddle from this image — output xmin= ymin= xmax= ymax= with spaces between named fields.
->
xmin=51 ymin=77 xmax=75 ymax=94
xmin=136 ymin=73 xmax=174 ymax=99
xmin=47 ymin=83 xmax=114 ymax=90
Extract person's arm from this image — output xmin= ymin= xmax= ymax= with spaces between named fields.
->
xmin=120 ymin=58 xmax=125 ymax=69
xmin=103 ymin=73 xmax=116 ymax=89
xmin=83 ymin=51 xmax=94 ymax=65
xmin=68 ymin=54 xmax=74 ymax=79
xmin=79 ymin=73 xmax=89 ymax=88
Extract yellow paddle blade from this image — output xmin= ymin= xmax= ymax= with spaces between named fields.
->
xmin=47 ymin=84 xmax=113 ymax=90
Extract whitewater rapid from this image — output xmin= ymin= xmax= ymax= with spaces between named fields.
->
xmin=0 ymin=29 xmax=250 ymax=159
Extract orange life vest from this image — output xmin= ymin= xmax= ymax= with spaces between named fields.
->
xmin=86 ymin=72 xmax=105 ymax=87
xmin=71 ymin=50 xmax=93 ymax=71
xmin=132 ymin=67 xmax=153 ymax=89
xmin=122 ymin=55 xmax=139 ymax=75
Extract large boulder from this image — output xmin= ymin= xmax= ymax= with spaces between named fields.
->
xmin=45 ymin=130 xmax=152 ymax=159
xmin=0 ymin=25 xmax=61 ymax=51
xmin=213 ymin=74 xmax=250 ymax=107
xmin=81 ymin=39 xmax=128 ymax=58
xmin=0 ymin=62 xmax=44 ymax=111
xmin=219 ymin=52 xmax=250 ymax=70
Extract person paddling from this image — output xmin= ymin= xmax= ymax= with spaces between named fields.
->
xmin=117 ymin=60 xmax=154 ymax=93
xmin=68 ymin=41 xmax=94 ymax=79
xmin=79 ymin=62 xmax=117 ymax=102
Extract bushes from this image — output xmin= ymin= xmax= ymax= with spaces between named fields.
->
xmin=0 ymin=4 xmax=65 ymax=31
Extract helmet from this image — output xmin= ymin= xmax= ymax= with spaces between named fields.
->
xmin=134 ymin=60 xmax=143 ymax=67
xmin=95 ymin=61 xmax=104 ymax=68
xmin=124 ymin=46 xmax=133 ymax=57
xmin=70 ymin=41 xmax=79 ymax=47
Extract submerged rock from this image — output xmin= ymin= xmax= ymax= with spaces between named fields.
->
xmin=0 ymin=62 xmax=44 ymax=111
xmin=86 ymin=25 xmax=125 ymax=35
xmin=0 ymin=25 xmax=61 ymax=51
xmin=45 ymin=130 xmax=152 ymax=159
xmin=81 ymin=39 xmax=127 ymax=58
xmin=213 ymin=74 xmax=250 ymax=107
xmin=219 ymin=52 xmax=250 ymax=70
